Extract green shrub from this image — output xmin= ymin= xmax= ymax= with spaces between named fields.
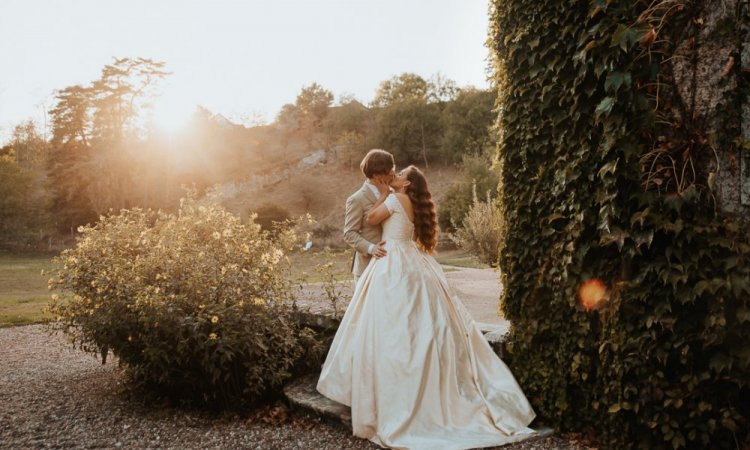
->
xmin=438 ymin=154 xmax=499 ymax=232
xmin=48 ymin=195 xmax=324 ymax=408
xmin=452 ymin=186 xmax=503 ymax=267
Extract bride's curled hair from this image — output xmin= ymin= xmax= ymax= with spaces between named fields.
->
xmin=404 ymin=166 xmax=438 ymax=253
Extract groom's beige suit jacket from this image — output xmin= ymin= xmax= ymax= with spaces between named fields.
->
xmin=344 ymin=182 xmax=382 ymax=277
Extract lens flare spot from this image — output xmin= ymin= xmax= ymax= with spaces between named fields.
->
xmin=579 ymin=278 xmax=608 ymax=311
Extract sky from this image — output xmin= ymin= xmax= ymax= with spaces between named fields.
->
xmin=0 ymin=0 xmax=492 ymax=142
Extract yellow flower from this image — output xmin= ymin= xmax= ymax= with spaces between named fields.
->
xmin=198 ymin=304 xmax=205 ymax=309
xmin=51 ymin=294 xmax=60 ymax=301
xmin=208 ymin=333 xmax=218 ymax=340
xmin=128 ymin=336 xmax=133 ymax=342
xmin=211 ymin=316 xmax=219 ymax=324
xmin=212 ymin=231 xmax=221 ymax=240
xmin=252 ymin=297 xmax=265 ymax=306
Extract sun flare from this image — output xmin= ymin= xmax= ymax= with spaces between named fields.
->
xmin=578 ymin=278 xmax=609 ymax=311
xmin=149 ymin=97 xmax=193 ymax=134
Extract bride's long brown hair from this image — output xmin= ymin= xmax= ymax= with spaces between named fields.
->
xmin=404 ymin=165 xmax=438 ymax=253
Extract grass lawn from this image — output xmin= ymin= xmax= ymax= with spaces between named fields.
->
xmin=0 ymin=248 xmax=488 ymax=327
xmin=434 ymin=249 xmax=491 ymax=270
xmin=0 ymin=253 xmax=59 ymax=327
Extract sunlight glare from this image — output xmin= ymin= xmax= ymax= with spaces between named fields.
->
xmin=149 ymin=90 xmax=194 ymax=134
xmin=578 ymin=278 xmax=609 ymax=311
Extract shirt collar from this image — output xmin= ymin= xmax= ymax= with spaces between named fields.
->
xmin=365 ymin=180 xmax=381 ymax=198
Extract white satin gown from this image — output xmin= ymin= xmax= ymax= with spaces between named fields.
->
xmin=317 ymin=194 xmax=537 ymax=450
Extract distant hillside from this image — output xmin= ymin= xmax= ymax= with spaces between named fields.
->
xmin=217 ymin=151 xmax=459 ymax=242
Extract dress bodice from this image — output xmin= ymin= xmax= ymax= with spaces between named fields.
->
xmin=381 ymin=194 xmax=415 ymax=242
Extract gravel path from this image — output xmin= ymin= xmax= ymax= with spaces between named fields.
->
xmin=0 ymin=325 xmax=595 ymax=449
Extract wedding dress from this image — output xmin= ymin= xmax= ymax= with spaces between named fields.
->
xmin=317 ymin=194 xmax=536 ymax=450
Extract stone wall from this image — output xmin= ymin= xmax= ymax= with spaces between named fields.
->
xmin=672 ymin=0 xmax=749 ymax=219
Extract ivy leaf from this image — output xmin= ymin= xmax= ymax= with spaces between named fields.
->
xmin=633 ymin=230 xmax=654 ymax=249
xmin=600 ymin=228 xmax=629 ymax=249
xmin=709 ymin=353 xmax=732 ymax=374
xmin=730 ymin=273 xmax=750 ymax=295
xmin=737 ymin=307 xmax=750 ymax=324
xmin=737 ymin=347 xmax=750 ymax=369
xmin=608 ymin=403 xmax=622 ymax=413
xmin=630 ymin=208 xmax=650 ymax=227
xmin=604 ymin=71 xmax=632 ymax=93
xmin=598 ymin=158 xmax=619 ymax=180
xmin=547 ymin=212 xmax=565 ymax=224
xmin=595 ymin=97 xmax=616 ymax=118
xmin=611 ymin=24 xmax=639 ymax=52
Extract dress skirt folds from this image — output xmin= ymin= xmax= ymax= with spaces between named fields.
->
xmin=317 ymin=194 xmax=536 ymax=450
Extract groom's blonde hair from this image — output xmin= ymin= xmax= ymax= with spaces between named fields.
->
xmin=360 ymin=149 xmax=394 ymax=179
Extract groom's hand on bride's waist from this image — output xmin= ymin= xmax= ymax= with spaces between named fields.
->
xmin=372 ymin=240 xmax=387 ymax=259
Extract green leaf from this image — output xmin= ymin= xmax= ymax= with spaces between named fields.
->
xmin=630 ymin=208 xmax=651 ymax=227
xmin=709 ymin=353 xmax=732 ymax=374
xmin=604 ymin=71 xmax=632 ymax=93
xmin=608 ymin=403 xmax=622 ymax=413
xmin=611 ymin=24 xmax=628 ymax=51
xmin=611 ymin=24 xmax=639 ymax=52
xmin=598 ymin=158 xmax=619 ymax=179
xmin=546 ymin=212 xmax=565 ymax=224
xmin=595 ymin=97 xmax=616 ymax=118
xmin=737 ymin=307 xmax=750 ymax=324
xmin=600 ymin=228 xmax=629 ymax=249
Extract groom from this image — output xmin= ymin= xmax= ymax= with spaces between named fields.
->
xmin=344 ymin=149 xmax=395 ymax=283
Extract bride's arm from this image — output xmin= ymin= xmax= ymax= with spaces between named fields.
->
xmin=366 ymin=202 xmax=391 ymax=226
xmin=366 ymin=179 xmax=392 ymax=226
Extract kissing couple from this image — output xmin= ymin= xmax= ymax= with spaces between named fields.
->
xmin=316 ymin=149 xmax=538 ymax=450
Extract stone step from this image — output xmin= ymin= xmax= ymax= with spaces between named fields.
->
xmin=283 ymin=374 xmax=555 ymax=444
xmin=284 ymin=374 xmax=351 ymax=426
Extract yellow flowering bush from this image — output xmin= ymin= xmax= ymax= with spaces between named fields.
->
xmin=47 ymin=195 xmax=324 ymax=408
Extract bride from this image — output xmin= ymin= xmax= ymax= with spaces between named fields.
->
xmin=317 ymin=165 xmax=536 ymax=450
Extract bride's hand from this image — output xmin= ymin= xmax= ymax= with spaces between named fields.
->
xmin=374 ymin=178 xmax=390 ymax=197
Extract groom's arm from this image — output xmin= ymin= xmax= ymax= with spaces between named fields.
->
xmin=343 ymin=195 xmax=375 ymax=255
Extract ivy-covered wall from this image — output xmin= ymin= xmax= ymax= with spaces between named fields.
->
xmin=490 ymin=0 xmax=749 ymax=448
